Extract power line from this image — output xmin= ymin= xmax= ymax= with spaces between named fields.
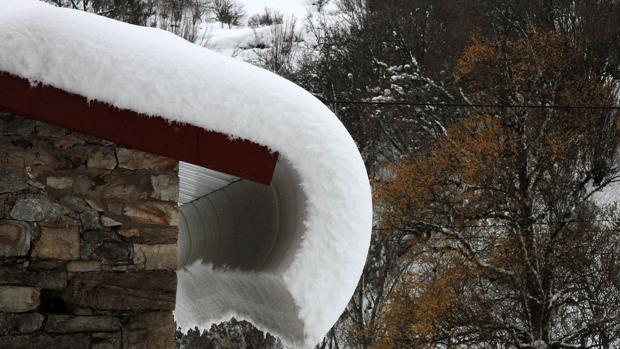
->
xmin=379 ymin=219 xmax=620 ymax=229
xmin=319 ymin=99 xmax=620 ymax=111
xmin=381 ymin=230 xmax=620 ymax=243
xmin=376 ymin=219 xmax=620 ymax=240
xmin=379 ymin=227 xmax=620 ymax=243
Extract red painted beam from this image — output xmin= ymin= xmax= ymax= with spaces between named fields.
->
xmin=0 ymin=72 xmax=277 ymax=185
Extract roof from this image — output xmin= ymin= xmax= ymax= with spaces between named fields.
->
xmin=0 ymin=72 xmax=277 ymax=185
xmin=0 ymin=1 xmax=373 ymax=347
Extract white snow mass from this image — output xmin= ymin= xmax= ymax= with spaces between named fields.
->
xmin=0 ymin=1 xmax=373 ymax=347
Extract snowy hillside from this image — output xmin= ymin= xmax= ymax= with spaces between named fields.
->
xmin=195 ymin=0 xmax=332 ymax=61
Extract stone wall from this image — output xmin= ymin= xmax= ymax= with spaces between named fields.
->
xmin=0 ymin=112 xmax=180 ymax=349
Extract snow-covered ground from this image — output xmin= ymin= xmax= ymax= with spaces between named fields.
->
xmin=199 ymin=24 xmax=272 ymax=58
xmin=198 ymin=0 xmax=333 ymax=60
xmin=593 ymin=179 xmax=620 ymax=206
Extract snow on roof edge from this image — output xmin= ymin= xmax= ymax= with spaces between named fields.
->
xmin=0 ymin=1 xmax=372 ymax=346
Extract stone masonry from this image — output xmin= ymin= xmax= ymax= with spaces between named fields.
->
xmin=0 ymin=112 xmax=180 ymax=348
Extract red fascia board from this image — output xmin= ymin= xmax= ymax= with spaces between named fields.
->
xmin=0 ymin=72 xmax=277 ymax=185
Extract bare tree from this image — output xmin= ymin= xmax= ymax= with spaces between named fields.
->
xmin=150 ymin=0 xmax=211 ymax=42
xmin=247 ymin=7 xmax=284 ymax=28
xmin=210 ymin=0 xmax=244 ymax=28
xmin=251 ymin=17 xmax=301 ymax=77
xmin=377 ymin=26 xmax=620 ymax=349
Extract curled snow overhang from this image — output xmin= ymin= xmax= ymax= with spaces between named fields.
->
xmin=0 ymin=1 xmax=373 ymax=347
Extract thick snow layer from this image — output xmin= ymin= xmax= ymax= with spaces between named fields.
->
xmin=177 ymin=263 xmax=305 ymax=344
xmin=0 ymin=1 xmax=372 ymax=347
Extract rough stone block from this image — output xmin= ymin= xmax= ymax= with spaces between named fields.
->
xmin=1 ymin=333 xmax=90 ymax=349
xmin=0 ymin=172 xmax=28 ymax=194
xmin=150 ymin=175 xmax=179 ymax=202
xmin=46 ymin=315 xmax=121 ymax=333
xmin=46 ymin=176 xmax=74 ymax=190
xmin=0 ymin=194 xmax=16 ymax=219
xmin=107 ymin=202 xmax=123 ymax=216
xmin=0 ymin=268 xmax=67 ymax=289
xmin=118 ymin=227 xmax=140 ymax=238
xmin=100 ymin=216 xmax=122 ymax=227
xmin=32 ymin=225 xmax=80 ymax=260
xmin=94 ymin=242 xmax=131 ymax=264
xmin=101 ymin=175 xmax=146 ymax=201
xmin=59 ymin=196 xmax=88 ymax=213
xmin=0 ymin=115 xmax=36 ymax=135
xmin=43 ymin=203 xmax=77 ymax=226
xmin=123 ymin=202 xmax=179 ymax=226
xmin=80 ymin=210 xmax=102 ymax=231
xmin=80 ymin=230 xmax=122 ymax=261
xmin=18 ymin=148 xmax=68 ymax=172
xmin=66 ymin=261 xmax=102 ymax=272
xmin=36 ymin=122 xmax=68 ymax=138
xmin=0 ymin=313 xmax=45 ymax=335
xmin=85 ymin=199 xmax=105 ymax=212
xmin=63 ymin=271 xmax=176 ymax=311
xmin=53 ymin=134 xmax=85 ymax=150
xmin=133 ymin=244 xmax=177 ymax=270
xmin=87 ymin=147 xmax=117 ymax=170
xmin=135 ymin=226 xmax=177 ymax=244
xmin=15 ymin=313 xmax=45 ymax=333
xmin=116 ymin=148 xmax=177 ymax=171
xmin=122 ymin=312 xmax=174 ymax=349
xmin=72 ymin=175 xmax=97 ymax=197
xmin=28 ymin=259 xmax=65 ymax=269
xmin=91 ymin=342 xmax=117 ymax=349
xmin=10 ymin=196 xmax=53 ymax=222
xmin=0 ymin=220 xmax=32 ymax=257
xmin=0 ymin=286 xmax=40 ymax=312
xmin=80 ymin=230 xmax=120 ymax=260
xmin=91 ymin=331 xmax=122 ymax=349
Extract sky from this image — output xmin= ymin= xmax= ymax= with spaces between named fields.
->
xmin=237 ymin=0 xmax=315 ymax=19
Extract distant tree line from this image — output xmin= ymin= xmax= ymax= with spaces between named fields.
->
xmin=280 ymin=1 xmax=620 ymax=348
xmin=45 ymin=0 xmax=246 ymax=38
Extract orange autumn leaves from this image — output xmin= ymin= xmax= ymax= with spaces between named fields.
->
xmin=378 ymin=114 xmax=510 ymax=235
xmin=373 ymin=27 xmax=619 ymax=349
